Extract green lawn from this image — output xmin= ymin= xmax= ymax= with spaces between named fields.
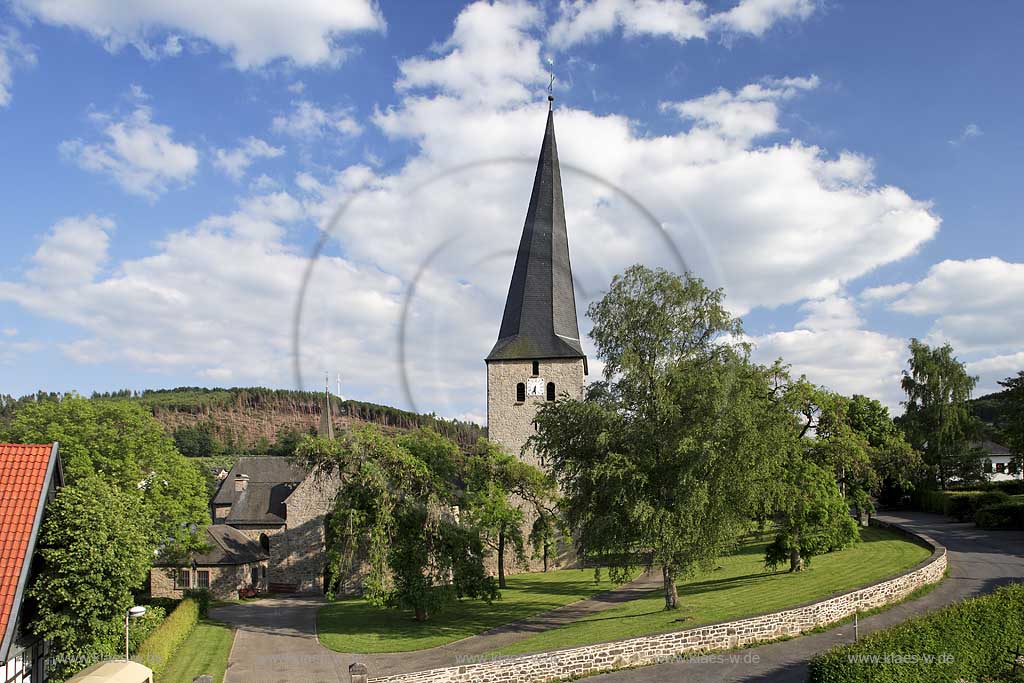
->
xmin=159 ymin=619 xmax=234 ymax=683
xmin=492 ymin=526 xmax=932 ymax=655
xmin=317 ymin=568 xmax=630 ymax=653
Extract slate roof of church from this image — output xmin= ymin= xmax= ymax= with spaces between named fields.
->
xmin=487 ymin=107 xmax=585 ymax=362
xmin=212 ymin=456 xmax=308 ymax=525
xmin=0 ymin=443 xmax=62 ymax=660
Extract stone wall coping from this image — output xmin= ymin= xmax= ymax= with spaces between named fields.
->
xmin=363 ymin=518 xmax=947 ymax=683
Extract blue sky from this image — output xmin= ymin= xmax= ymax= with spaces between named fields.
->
xmin=1 ymin=0 xmax=1021 ymax=423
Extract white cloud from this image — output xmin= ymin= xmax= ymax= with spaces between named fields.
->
xmin=860 ymin=282 xmax=911 ymax=301
xmin=59 ymin=93 xmax=198 ymax=198
xmin=661 ymin=74 xmax=819 ymax=142
xmin=550 ymin=0 xmax=817 ymax=48
xmin=272 ymin=101 xmax=363 ymax=139
xmin=0 ymin=26 xmax=36 ymax=107
xmin=969 ymin=352 xmax=1024 ymax=378
xmin=11 ymin=0 xmax=385 ymax=69
xmin=212 ymin=137 xmax=285 ymax=181
xmin=889 ymin=257 xmax=1024 ymax=354
xmin=395 ymin=1 xmax=546 ymax=107
xmin=750 ymin=297 xmax=907 ymax=410
xmin=948 ymin=123 xmax=982 ymax=147
xmin=2 ymin=328 xmax=17 ymax=337
xmin=26 ymin=215 xmax=114 ymax=287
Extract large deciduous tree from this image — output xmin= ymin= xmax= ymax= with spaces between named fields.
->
xmin=531 ymin=266 xmax=788 ymax=610
xmin=296 ymin=427 xmax=497 ymax=620
xmin=4 ymin=395 xmax=208 ymax=557
xmin=996 ymin=372 xmax=1024 ymax=465
xmin=28 ymin=476 xmax=151 ymax=679
xmin=899 ymin=339 xmax=982 ymax=486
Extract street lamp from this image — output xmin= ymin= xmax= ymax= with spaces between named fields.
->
xmin=125 ymin=606 xmax=146 ymax=661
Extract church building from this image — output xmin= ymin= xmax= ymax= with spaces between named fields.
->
xmin=486 ymin=100 xmax=588 ymax=469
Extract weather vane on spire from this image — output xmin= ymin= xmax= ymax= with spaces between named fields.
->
xmin=546 ymin=58 xmax=555 ymax=109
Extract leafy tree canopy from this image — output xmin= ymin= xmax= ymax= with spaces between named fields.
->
xmin=532 ymin=265 xmax=791 ymax=609
xmin=4 ymin=395 xmax=208 ymax=557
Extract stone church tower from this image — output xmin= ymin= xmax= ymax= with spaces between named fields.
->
xmin=486 ymin=103 xmax=587 ymax=468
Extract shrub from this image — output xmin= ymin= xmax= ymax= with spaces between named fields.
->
xmin=976 ymin=502 xmax=1024 ymax=530
xmin=183 ymin=588 xmax=211 ymax=615
xmin=945 ymin=491 xmax=983 ymax=521
xmin=976 ymin=490 xmax=1012 ymax=511
xmin=134 ymin=596 xmax=200 ymax=675
xmin=808 ymin=583 xmax=1024 ymax=683
xmin=987 ymin=480 xmax=1024 ymax=496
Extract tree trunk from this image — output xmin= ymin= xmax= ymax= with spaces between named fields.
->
xmin=543 ymin=542 xmax=549 ymax=572
xmin=497 ymin=528 xmax=507 ymax=589
xmin=789 ymin=545 xmax=804 ymax=572
xmin=414 ymin=606 xmax=427 ymax=622
xmin=662 ymin=566 xmax=679 ymax=610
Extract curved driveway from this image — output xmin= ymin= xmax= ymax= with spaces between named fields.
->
xmin=210 ymin=511 xmax=1024 ymax=683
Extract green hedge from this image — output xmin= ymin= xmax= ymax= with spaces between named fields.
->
xmin=976 ymin=502 xmax=1024 ymax=530
xmin=135 ymin=597 xmax=200 ymax=676
xmin=914 ymin=490 xmax=1011 ymax=521
xmin=808 ymin=583 xmax=1024 ymax=683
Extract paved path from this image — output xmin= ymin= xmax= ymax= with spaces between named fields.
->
xmin=210 ymin=512 xmax=1024 ymax=682
xmin=589 ymin=511 xmax=1024 ymax=682
xmin=210 ymin=570 xmax=662 ymax=682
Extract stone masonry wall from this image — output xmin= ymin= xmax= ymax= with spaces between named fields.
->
xmin=279 ymin=471 xmax=342 ymax=592
xmin=485 ymin=358 xmax=585 ymax=573
xmin=366 ymin=521 xmax=946 ymax=683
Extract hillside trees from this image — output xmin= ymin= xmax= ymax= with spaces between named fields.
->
xmin=531 ymin=266 xmax=790 ymax=609
xmin=899 ymin=339 xmax=983 ymax=486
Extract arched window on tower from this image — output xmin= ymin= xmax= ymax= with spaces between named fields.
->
xmin=516 ymin=383 xmax=526 ymax=402
xmin=259 ymin=533 xmax=270 ymax=554
xmin=546 ymin=382 xmax=555 ymax=401
xmin=532 ymin=361 xmax=540 ymax=376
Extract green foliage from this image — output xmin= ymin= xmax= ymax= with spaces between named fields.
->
xmin=172 ymin=420 xmax=223 ymax=457
xmin=765 ymin=459 xmax=859 ymax=572
xmin=269 ymin=425 xmax=307 ymax=457
xmin=126 ymin=605 xmax=166 ymax=657
xmin=182 ymin=588 xmax=212 ymax=615
xmin=997 ymin=371 xmax=1024 ymax=462
xmin=899 ymin=339 xmax=983 ymax=487
xmin=134 ymin=597 xmax=201 ymax=676
xmin=808 ymin=583 xmax=1024 ymax=683
xmin=914 ymin=490 xmax=1010 ymax=522
xmin=975 ymin=502 xmax=1024 ymax=530
xmin=296 ymin=427 xmax=498 ymax=620
xmin=5 ymin=396 xmax=208 ymax=558
xmin=28 ymin=476 xmax=152 ymax=679
xmin=157 ymin=619 xmax=234 ymax=683
xmin=532 ymin=266 xmax=789 ymax=610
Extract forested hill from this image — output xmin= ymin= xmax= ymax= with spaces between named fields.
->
xmin=0 ymin=386 xmax=484 ymax=453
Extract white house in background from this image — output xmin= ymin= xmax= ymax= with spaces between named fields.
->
xmin=977 ymin=440 xmax=1022 ymax=481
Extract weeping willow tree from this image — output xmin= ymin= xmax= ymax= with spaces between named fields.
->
xmin=296 ymin=427 xmax=497 ymax=620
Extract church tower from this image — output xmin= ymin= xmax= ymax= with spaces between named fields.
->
xmin=486 ymin=103 xmax=587 ymax=468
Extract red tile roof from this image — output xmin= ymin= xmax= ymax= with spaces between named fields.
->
xmin=0 ymin=443 xmax=57 ymax=657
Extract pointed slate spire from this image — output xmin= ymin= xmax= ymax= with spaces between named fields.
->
xmin=487 ymin=108 xmax=584 ymax=361
xmin=318 ymin=375 xmax=334 ymax=440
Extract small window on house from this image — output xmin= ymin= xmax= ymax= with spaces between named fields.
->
xmin=175 ymin=569 xmax=191 ymax=589
xmin=546 ymin=382 xmax=555 ymax=401
xmin=985 ymin=460 xmax=993 ymax=473
xmin=259 ymin=533 xmax=270 ymax=553
xmin=197 ymin=570 xmax=210 ymax=589
xmin=996 ymin=462 xmax=1006 ymax=474
xmin=532 ymin=361 xmax=539 ymax=376
xmin=516 ymin=383 xmax=525 ymax=402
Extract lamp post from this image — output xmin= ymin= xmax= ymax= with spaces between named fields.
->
xmin=125 ymin=606 xmax=146 ymax=661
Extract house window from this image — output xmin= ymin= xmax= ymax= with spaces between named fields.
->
xmin=259 ymin=533 xmax=270 ymax=553
xmin=546 ymin=382 xmax=555 ymax=402
xmin=984 ymin=460 xmax=993 ymax=474
xmin=197 ymin=570 xmax=210 ymax=589
xmin=251 ymin=567 xmax=259 ymax=586
xmin=996 ymin=462 xmax=1006 ymax=474
xmin=175 ymin=569 xmax=191 ymax=589
xmin=532 ymin=361 xmax=539 ymax=376
xmin=516 ymin=383 xmax=525 ymax=402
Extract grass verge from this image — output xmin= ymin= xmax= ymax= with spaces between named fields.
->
xmin=317 ymin=568 xmax=632 ymax=653
xmin=159 ymin=619 xmax=234 ymax=683
xmin=492 ymin=526 xmax=932 ymax=656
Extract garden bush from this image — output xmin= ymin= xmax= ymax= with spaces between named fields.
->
xmin=134 ymin=596 xmax=200 ymax=676
xmin=976 ymin=502 xmax=1024 ymax=530
xmin=809 ymin=583 xmax=1024 ymax=683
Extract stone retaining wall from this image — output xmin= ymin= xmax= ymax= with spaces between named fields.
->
xmin=365 ymin=520 xmax=946 ymax=683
